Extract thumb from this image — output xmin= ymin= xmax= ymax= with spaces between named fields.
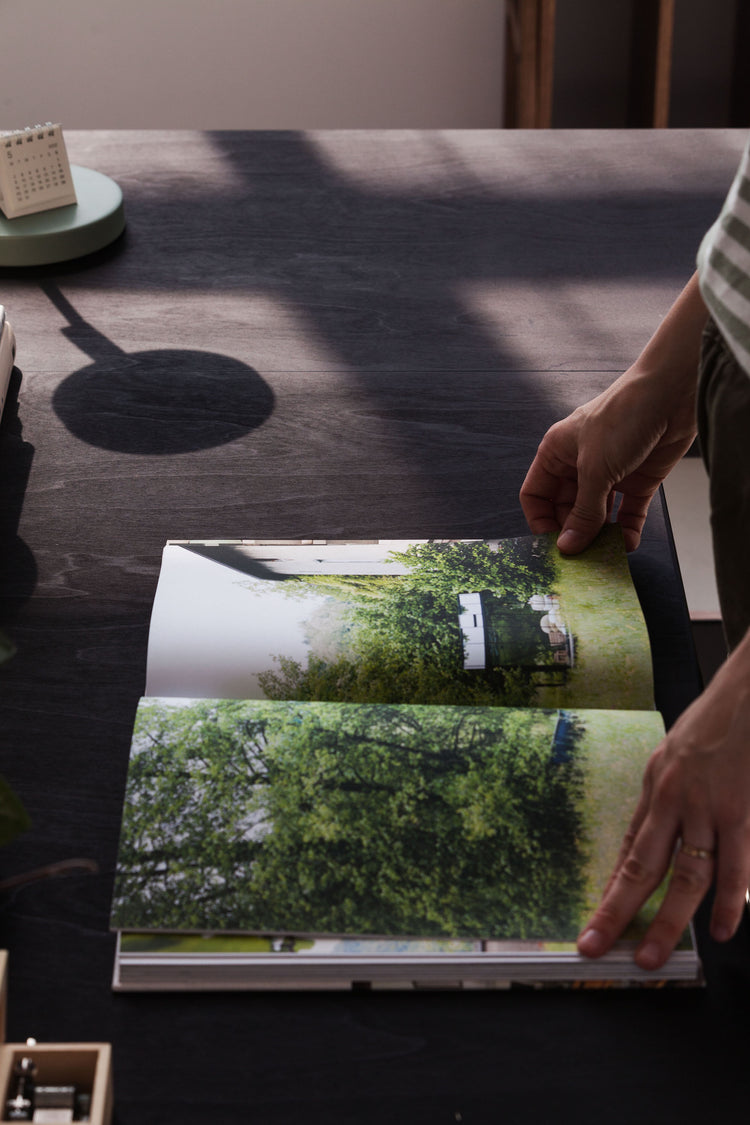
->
xmin=556 ymin=482 xmax=610 ymax=555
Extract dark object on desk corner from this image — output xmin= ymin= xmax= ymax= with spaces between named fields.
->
xmin=0 ymin=432 xmax=26 ymax=844
xmin=0 ymin=361 xmax=37 ymax=620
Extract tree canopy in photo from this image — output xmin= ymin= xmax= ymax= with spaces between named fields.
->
xmin=112 ymin=697 xmax=587 ymax=940
xmin=259 ymin=538 xmax=558 ymax=707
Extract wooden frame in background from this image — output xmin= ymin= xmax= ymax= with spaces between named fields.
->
xmin=505 ymin=0 xmax=675 ymax=128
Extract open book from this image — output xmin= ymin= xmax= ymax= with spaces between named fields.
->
xmin=110 ymin=530 xmax=699 ymax=990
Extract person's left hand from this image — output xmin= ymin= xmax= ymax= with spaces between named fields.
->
xmin=577 ymin=631 xmax=750 ymax=970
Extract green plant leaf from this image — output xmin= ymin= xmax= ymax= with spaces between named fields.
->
xmin=0 ymin=629 xmax=15 ymax=665
xmin=0 ymin=774 xmax=30 ymax=846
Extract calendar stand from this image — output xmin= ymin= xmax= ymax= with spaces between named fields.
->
xmin=0 ymin=165 xmax=125 ymax=267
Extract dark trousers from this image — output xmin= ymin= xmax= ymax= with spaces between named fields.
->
xmin=697 ymin=317 xmax=750 ymax=651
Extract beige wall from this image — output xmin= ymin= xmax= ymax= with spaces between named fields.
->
xmin=1 ymin=0 xmax=505 ymax=129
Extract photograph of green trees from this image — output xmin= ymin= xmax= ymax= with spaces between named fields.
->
xmin=250 ymin=533 xmax=652 ymax=711
xmin=257 ymin=538 xmax=560 ymax=708
xmin=111 ymin=697 xmax=661 ymax=942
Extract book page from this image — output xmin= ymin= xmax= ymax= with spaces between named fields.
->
xmin=145 ymin=529 xmax=655 ymax=712
xmin=111 ymin=698 xmax=671 ymax=946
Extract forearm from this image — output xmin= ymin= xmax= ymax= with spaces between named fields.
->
xmin=679 ymin=621 xmax=750 ymax=727
xmin=627 ymin=272 xmax=709 ymax=393
xmin=592 ymin=272 xmax=708 ymax=452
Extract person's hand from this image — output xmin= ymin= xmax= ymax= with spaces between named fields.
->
xmin=519 ymin=366 xmax=698 ymax=554
xmin=577 ymin=633 xmax=750 ymax=970
xmin=520 ymin=273 xmax=707 ymax=554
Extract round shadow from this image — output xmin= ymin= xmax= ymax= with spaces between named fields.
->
xmin=52 ymin=349 xmax=275 ymax=454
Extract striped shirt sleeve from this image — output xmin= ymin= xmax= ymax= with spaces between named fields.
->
xmin=697 ymin=137 xmax=750 ymax=376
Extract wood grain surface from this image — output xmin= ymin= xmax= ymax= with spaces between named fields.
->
xmin=0 ymin=130 xmax=745 ymax=1124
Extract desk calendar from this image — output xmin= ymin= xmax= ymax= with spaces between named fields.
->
xmin=0 ymin=124 xmax=77 ymax=220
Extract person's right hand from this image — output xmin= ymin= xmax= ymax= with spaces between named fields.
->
xmin=577 ymin=627 xmax=750 ymax=970
xmin=519 ymin=366 xmax=698 ymax=554
xmin=520 ymin=273 xmax=708 ymax=555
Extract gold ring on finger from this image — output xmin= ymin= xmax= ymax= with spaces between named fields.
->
xmin=679 ymin=841 xmax=714 ymax=861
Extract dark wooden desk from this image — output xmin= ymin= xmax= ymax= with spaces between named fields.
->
xmin=0 ymin=130 xmax=747 ymax=1124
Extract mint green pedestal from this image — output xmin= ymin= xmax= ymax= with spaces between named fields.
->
xmin=0 ymin=165 xmax=125 ymax=267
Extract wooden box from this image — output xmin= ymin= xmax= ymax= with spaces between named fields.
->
xmin=0 ymin=952 xmax=113 ymax=1124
